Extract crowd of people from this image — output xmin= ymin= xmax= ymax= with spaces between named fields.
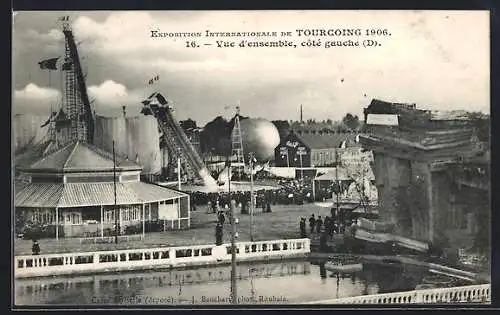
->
xmin=299 ymin=208 xmax=359 ymax=240
xmin=188 ymin=179 xmax=329 ymax=213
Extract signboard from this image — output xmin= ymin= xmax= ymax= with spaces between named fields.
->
xmin=366 ymin=114 xmax=399 ymax=126
xmin=286 ymin=140 xmax=300 ymax=148
xmin=158 ymin=202 xmax=178 ymax=220
xmin=297 ymin=147 xmax=307 ymax=155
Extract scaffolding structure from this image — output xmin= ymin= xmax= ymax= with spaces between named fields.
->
xmin=59 ymin=21 xmax=94 ymax=146
xmin=231 ymin=106 xmax=245 ymax=178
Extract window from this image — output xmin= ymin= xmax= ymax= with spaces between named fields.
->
xmin=64 ymin=212 xmax=82 ymax=225
xmin=119 ymin=206 xmax=141 ymax=222
xmin=104 ymin=210 xmax=115 ymax=223
xmin=29 ymin=209 xmax=56 ymax=224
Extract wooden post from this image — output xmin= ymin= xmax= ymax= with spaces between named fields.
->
xmin=119 ymin=206 xmax=122 ymax=237
xmin=142 ymin=203 xmax=145 ymax=239
xmin=148 ymin=203 xmax=151 ymax=221
xmin=178 ymin=198 xmax=181 ymax=229
xmin=100 ymin=205 xmax=104 ymax=238
xmin=55 ymin=207 xmax=59 ymax=240
xmin=312 ymin=177 xmax=316 ymax=201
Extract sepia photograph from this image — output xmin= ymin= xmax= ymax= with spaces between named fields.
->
xmin=12 ymin=10 xmax=491 ymax=306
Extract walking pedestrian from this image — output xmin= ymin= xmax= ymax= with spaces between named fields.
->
xmin=309 ymin=214 xmax=316 ymax=234
xmin=215 ymin=223 xmax=223 ymax=246
xmin=324 ymin=216 xmax=330 ymax=235
xmin=316 ymin=216 xmax=323 ymax=234
xmin=218 ymin=211 xmax=225 ymax=225
xmin=299 ymin=218 xmax=307 ymax=238
xmin=32 ymin=239 xmax=40 ymax=255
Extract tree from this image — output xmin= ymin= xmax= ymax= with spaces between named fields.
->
xmin=342 ymin=113 xmax=360 ymax=131
xmin=200 ymin=116 xmax=230 ymax=155
xmin=272 ymin=120 xmax=291 ymax=139
xmin=179 ymin=118 xmax=197 ymax=131
xmin=467 ymin=112 xmax=490 ymax=145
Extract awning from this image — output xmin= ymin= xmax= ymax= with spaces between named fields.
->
xmin=15 ymin=182 xmax=187 ymax=208
xmin=15 ymin=184 xmax=63 ymax=208
xmin=58 ymin=183 xmax=139 ymax=207
xmin=126 ymin=182 xmax=188 ymax=203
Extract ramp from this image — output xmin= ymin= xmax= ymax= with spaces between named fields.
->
xmin=355 ymin=228 xmax=429 ymax=253
xmin=141 ymin=93 xmax=217 ymax=188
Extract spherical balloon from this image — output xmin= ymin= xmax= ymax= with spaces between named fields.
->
xmin=233 ymin=118 xmax=281 ymax=162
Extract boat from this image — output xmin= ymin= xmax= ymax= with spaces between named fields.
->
xmin=324 ymin=255 xmax=363 ymax=273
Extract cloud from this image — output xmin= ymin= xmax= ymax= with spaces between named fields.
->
xmin=13 ymin=83 xmax=61 ymax=114
xmin=87 ymin=80 xmax=144 ymax=114
xmin=25 ymin=28 xmax=64 ymax=42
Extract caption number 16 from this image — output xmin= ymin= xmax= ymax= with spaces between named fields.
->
xmin=186 ymin=41 xmax=199 ymax=48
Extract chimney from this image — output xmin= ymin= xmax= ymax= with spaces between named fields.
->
xmin=300 ymin=104 xmax=303 ymax=123
xmin=122 ymin=106 xmax=126 ymax=117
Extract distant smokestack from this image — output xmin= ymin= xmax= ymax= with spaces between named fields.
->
xmin=300 ymin=104 xmax=303 ymax=123
xmin=122 ymin=106 xmax=126 ymax=117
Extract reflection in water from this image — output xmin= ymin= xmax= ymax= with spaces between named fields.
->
xmin=15 ymin=259 xmax=464 ymax=305
xmin=319 ymin=263 xmax=327 ymax=280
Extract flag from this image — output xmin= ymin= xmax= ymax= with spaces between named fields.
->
xmin=339 ymin=140 xmax=347 ymax=149
xmin=147 ymin=75 xmax=160 ymax=85
xmin=38 ymin=57 xmax=59 ymax=70
xmin=40 ymin=112 xmax=55 ymax=127
xmin=355 ymin=134 xmax=360 ymax=143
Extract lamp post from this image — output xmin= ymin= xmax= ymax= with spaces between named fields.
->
xmin=249 ymin=152 xmax=256 ymax=242
xmin=230 ymin=199 xmax=238 ymax=304
xmin=300 ymin=153 xmax=304 ymax=181
xmin=297 ymin=147 xmax=305 ymax=182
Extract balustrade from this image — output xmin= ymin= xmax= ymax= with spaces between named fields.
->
xmin=307 ymin=284 xmax=491 ymax=304
xmin=15 ymin=238 xmax=310 ymax=278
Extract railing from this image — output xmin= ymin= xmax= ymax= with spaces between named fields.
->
xmin=306 ymin=284 xmax=490 ymax=304
xmin=79 ymin=234 xmax=144 ymax=244
xmin=14 ymin=238 xmax=310 ymax=279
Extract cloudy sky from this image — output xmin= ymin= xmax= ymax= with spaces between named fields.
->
xmin=12 ymin=10 xmax=489 ymax=125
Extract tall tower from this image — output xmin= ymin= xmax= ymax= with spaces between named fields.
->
xmin=300 ymin=104 xmax=303 ymax=123
xmin=231 ymin=106 xmax=245 ymax=178
xmin=59 ymin=20 xmax=94 ymax=145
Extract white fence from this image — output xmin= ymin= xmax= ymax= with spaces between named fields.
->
xmin=14 ymin=238 xmax=310 ymax=279
xmin=306 ymin=284 xmax=490 ymax=304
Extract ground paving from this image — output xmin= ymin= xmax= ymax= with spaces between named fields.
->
xmin=14 ymin=204 xmax=334 ymax=255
